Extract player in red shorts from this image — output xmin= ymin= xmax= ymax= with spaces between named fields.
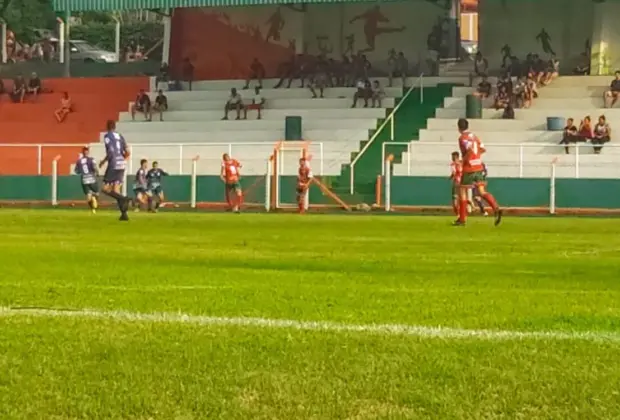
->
xmin=296 ymin=157 xmax=313 ymax=213
xmin=454 ymin=118 xmax=502 ymax=226
xmin=220 ymin=153 xmax=243 ymax=213
xmin=449 ymin=151 xmax=462 ymax=215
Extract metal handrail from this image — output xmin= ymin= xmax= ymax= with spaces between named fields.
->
xmin=349 ymin=74 xmax=424 ymax=194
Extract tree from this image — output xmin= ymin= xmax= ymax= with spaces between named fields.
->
xmin=0 ymin=0 xmax=56 ymax=43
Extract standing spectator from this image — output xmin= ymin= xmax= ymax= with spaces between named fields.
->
xmin=243 ymin=58 xmax=265 ymax=90
xmin=559 ymin=117 xmax=579 ymax=154
xmin=578 ymin=116 xmax=593 ymax=143
xmin=388 ymin=51 xmax=408 ymax=87
xmin=131 ymin=89 xmax=152 ymax=121
xmin=474 ymin=52 xmax=489 ymax=77
xmin=27 ymin=72 xmax=41 ymax=100
xmin=11 ymin=75 xmax=26 ymax=103
xmin=371 ymin=80 xmax=385 ymax=108
xmin=42 ymin=36 xmax=53 ymax=62
xmin=182 ymin=57 xmax=194 ymax=91
xmin=604 ymin=71 xmax=620 ymax=108
xmin=223 ymin=88 xmax=245 ymax=120
xmin=473 ymin=76 xmax=492 ymax=99
xmin=592 ymin=115 xmax=611 ymax=154
xmin=54 ymin=92 xmax=72 ymax=123
xmin=246 ymin=86 xmax=265 ymax=119
xmin=152 ymin=90 xmax=168 ymax=122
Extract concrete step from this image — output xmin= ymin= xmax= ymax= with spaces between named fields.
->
xmin=418 ymin=130 xmax=561 ymax=143
xmin=435 ymin=108 xmax=502 ymax=119
xmin=119 ymin=108 xmax=387 ymax=122
xmin=426 ymin=118 xmax=546 ymax=131
xmin=452 ymin=85 xmax=609 ymax=99
xmin=444 ymin=97 xmax=609 ymax=110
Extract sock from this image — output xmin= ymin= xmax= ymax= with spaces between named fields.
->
xmin=459 ymin=199 xmax=468 ymax=223
xmin=482 ymin=192 xmax=499 ymax=211
xmin=237 ymin=194 xmax=244 ymax=207
xmin=148 ymin=197 xmax=153 ymax=211
xmin=105 ymin=190 xmax=124 ymax=201
xmin=92 ymin=197 xmax=98 ymax=209
xmin=476 ymin=199 xmax=486 ymax=213
xmin=87 ymin=199 xmax=93 ymax=209
xmin=225 ymin=190 xmax=232 ymax=208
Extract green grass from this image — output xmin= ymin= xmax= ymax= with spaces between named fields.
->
xmin=1 ymin=210 xmax=620 ymax=419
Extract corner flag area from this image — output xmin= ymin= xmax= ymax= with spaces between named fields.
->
xmin=1 ymin=210 xmax=619 ymax=418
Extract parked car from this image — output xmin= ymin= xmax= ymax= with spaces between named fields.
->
xmin=48 ymin=38 xmax=118 ymax=63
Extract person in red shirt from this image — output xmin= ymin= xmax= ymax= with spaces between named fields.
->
xmin=296 ymin=157 xmax=312 ymax=213
xmin=220 ymin=153 xmax=243 ymax=213
xmin=449 ymin=151 xmax=462 ymax=216
xmin=455 ymin=118 xmax=502 ymax=226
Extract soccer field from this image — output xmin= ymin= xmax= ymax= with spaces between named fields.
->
xmin=1 ymin=210 xmax=619 ymax=419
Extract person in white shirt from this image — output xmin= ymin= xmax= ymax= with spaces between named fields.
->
xmin=223 ymin=88 xmax=245 ymax=120
xmin=246 ymin=86 xmax=266 ymax=119
xmin=371 ymin=80 xmax=385 ymax=108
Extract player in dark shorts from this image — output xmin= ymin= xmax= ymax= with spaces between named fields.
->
xmin=133 ymin=159 xmax=149 ymax=212
xmin=146 ymin=161 xmax=169 ymax=212
xmin=470 ymin=163 xmax=489 ymax=216
xmin=99 ymin=120 xmax=131 ymax=221
xmin=74 ymin=146 xmax=99 ymax=213
xmin=296 ymin=157 xmax=313 ymax=213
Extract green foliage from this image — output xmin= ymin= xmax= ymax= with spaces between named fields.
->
xmin=71 ymin=21 xmax=163 ymax=57
xmin=0 ymin=0 xmax=56 ymax=43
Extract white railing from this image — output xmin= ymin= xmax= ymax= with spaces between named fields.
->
xmin=349 ymin=74 xmax=424 ymax=194
xmin=382 ymin=141 xmax=620 ymax=179
xmin=0 ymin=142 xmax=325 ymax=176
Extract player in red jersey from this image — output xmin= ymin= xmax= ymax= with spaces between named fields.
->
xmin=220 ymin=153 xmax=243 ymax=213
xmin=296 ymin=157 xmax=313 ymax=213
xmin=455 ymin=118 xmax=502 ymax=226
xmin=449 ymin=151 xmax=462 ymax=215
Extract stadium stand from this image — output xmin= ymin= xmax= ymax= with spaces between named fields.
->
xmin=394 ymin=76 xmax=620 ymax=180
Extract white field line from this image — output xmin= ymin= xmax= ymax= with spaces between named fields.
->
xmin=1 ymin=307 xmax=620 ymax=343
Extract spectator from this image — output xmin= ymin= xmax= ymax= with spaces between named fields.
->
xmin=223 ymin=88 xmax=245 ymax=120
xmin=497 ymin=74 xmax=513 ymax=97
xmin=243 ymin=58 xmax=265 ymax=90
xmin=182 ymin=57 xmax=194 ymax=91
xmin=573 ymin=53 xmax=590 ymax=75
xmin=158 ymin=62 xmax=170 ymax=85
xmin=543 ymin=56 xmax=560 ymax=85
xmin=388 ymin=51 xmax=408 ymax=88
xmin=274 ymin=55 xmax=297 ymax=89
xmin=513 ymin=77 xmax=527 ymax=108
xmin=474 ymin=52 xmax=489 ymax=77
xmin=27 ymin=72 xmax=41 ymax=99
xmin=502 ymin=103 xmax=515 ymax=119
xmin=559 ymin=117 xmax=579 ymax=154
xmin=246 ymin=86 xmax=265 ymax=119
xmin=473 ymin=76 xmax=492 ymax=99
xmin=351 ymin=79 xmax=371 ymax=108
xmin=309 ymin=58 xmax=329 ymax=99
xmin=11 ymin=75 xmax=26 ymax=103
xmin=592 ymin=115 xmax=611 ymax=154
xmin=526 ymin=72 xmax=539 ymax=99
xmin=371 ymin=80 xmax=385 ymax=108
xmin=604 ymin=71 xmax=620 ymax=108
xmin=131 ymin=89 xmax=152 ymax=121
xmin=494 ymin=85 xmax=510 ymax=110
xmin=532 ymin=54 xmax=546 ymax=84
xmin=152 ymin=90 xmax=168 ymax=122
xmin=42 ymin=36 xmax=53 ymax=62
xmin=54 ymin=92 xmax=72 ymax=123
xmin=578 ymin=116 xmax=593 ymax=143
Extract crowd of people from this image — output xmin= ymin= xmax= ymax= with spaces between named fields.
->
xmin=0 ymin=72 xmax=42 ymax=103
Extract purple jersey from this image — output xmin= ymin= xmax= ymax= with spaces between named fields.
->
xmin=74 ymin=156 xmax=97 ymax=184
xmin=103 ymin=131 xmax=128 ymax=171
xmin=135 ymin=168 xmax=148 ymax=189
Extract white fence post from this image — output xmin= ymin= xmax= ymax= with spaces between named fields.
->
xmin=265 ymin=156 xmax=272 ymax=212
xmin=575 ymin=144 xmax=580 ymax=178
xmin=518 ymin=145 xmax=524 ymax=178
xmin=549 ymin=158 xmax=557 ymax=214
xmin=51 ymin=155 xmax=61 ymax=206
xmin=37 ymin=145 xmax=42 ymax=175
xmin=384 ymin=156 xmax=392 ymax=212
xmin=178 ymin=144 xmax=183 ymax=174
xmin=190 ymin=155 xmax=199 ymax=208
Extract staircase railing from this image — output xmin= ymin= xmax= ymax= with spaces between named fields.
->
xmin=349 ymin=74 xmax=424 ymax=194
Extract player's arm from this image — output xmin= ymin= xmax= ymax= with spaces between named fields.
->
xmin=98 ymin=155 xmax=108 ymax=169
xmin=220 ymin=164 xmax=226 ymax=183
xmin=74 ymin=160 xmax=80 ymax=175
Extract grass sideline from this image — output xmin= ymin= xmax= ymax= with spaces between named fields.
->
xmin=1 ymin=210 xmax=620 ymax=419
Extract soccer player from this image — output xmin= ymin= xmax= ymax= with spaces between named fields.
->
xmin=74 ymin=146 xmax=99 ymax=213
xmin=296 ymin=157 xmax=313 ymax=213
xmin=133 ymin=159 xmax=149 ymax=212
xmin=470 ymin=163 xmax=489 ymax=216
xmin=449 ymin=151 xmax=462 ymax=216
xmin=220 ymin=153 xmax=242 ymax=213
xmin=455 ymin=118 xmax=502 ymax=226
xmin=147 ymin=161 xmax=169 ymax=212
xmin=99 ymin=120 xmax=131 ymax=221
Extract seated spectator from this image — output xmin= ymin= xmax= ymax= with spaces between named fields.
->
xmin=11 ymin=75 xmax=26 ymax=103
xmin=542 ymin=56 xmax=560 ymax=85
xmin=497 ymin=74 xmax=513 ymax=97
xmin=152 ymin=90 xmax=168 ymax=122
xmin=513 ymin=77 xmax=528 ymax=108
xmin=494 ymin=85 xmax=510 ymax=110
xmin=371 ymin=80 xmax=385 ymax=108
xmin=223 ymin=87 xmax=246 ymax=120
xmin=592 ymin=115 xmax=611 ymax=154
xmin=578 ymin=116 xmax=593 ymax=142
xmin=131 ymin=89 xmax=152 ymax=121
xmin=352 ymin=79 xmax=371 ymax=108
xmin=502 ymin=103 xmax=515 ymax=119
xmin=243 ymin=58 xmax=265 ymax=90
xmin=526 ymin=72 xmax=539 ymax=99
xmin=532 ymin=54 xmax=547 ymax=84
xmin=27 ymin=72 xmax=41 ymax=99
xmin=246 ymin=86 xmax=265 ymax=119
xmin=573 ymin=52 xmax=590 ymax=75
xmin=559 ymin=118 xmax=579 ymax=154
xmin=309 ymin=58 xmax=329 ymax=98
xmin=54 ymin=92 xmax=72 ymax=123
xmin=473 ymin=76 xmax=492 ymax=99
xmin=473 ymin=52 xmax=489 ymax=78
xmin=604 ymin=71 xmax=620 ymax=108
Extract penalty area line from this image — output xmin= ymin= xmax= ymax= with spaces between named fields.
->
xmin=1 ymin=306 xmax=619 ymax=343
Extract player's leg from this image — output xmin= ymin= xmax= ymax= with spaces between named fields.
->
xmin=157 ymin=188 xmax=165 ymax=209
xmin=103 ymin=170 xmax=130 ymax=220
xmin=451 ymin=185 xmax=459 ymax=215
xmin=453 ymin=185 xmax=470 ymax=225
xmin=234 ymin=184 xmax=243 ymax=213
xmin=225 ymin=184 xmax=233 ymax=210
xmin=476 ymin=183 xmax=502 ymax=226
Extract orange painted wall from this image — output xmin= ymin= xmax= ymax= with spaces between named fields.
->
xmin=0 ymin=77 xmax=148 ymax=175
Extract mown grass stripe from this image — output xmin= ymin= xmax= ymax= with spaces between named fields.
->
xmin=2 ymin=306 xmax=620 ymax=343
